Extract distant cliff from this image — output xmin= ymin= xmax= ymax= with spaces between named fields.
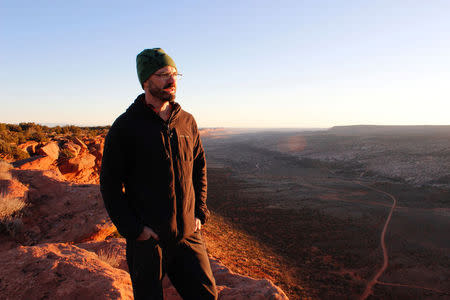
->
xmin=329 ymin=125 xmax=450 ymax=135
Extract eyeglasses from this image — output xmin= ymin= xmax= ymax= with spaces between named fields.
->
xmin=153 ymin=72 xmax=183 ymax=80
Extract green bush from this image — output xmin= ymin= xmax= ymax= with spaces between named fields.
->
xmin=59 ymin=148 xmax=76 ymax=159
xmin=0 ymin=139 xmax=30 ymax=160
xmin=6 ymin=124 xmax=21 ymax=132
xmin=28 ymin=131 xmax=48 ymax=143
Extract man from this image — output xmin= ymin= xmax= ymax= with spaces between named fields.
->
xmin=100 ymin=48 xmax=217 ymax=300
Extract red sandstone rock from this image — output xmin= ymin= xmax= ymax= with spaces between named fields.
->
xmin=17 ymin=141 xmax=39 ymax=155
xmin=13 ymin=155 xmax=56 ymax=171
xmin=37 ymin=141 xmax=60 ymax=160
xmin=72 ymin=136 xmax=88 ymax=150
xmin=0 ymin=243 xmax=133 ymax=299
xmin=61 ymin=141 xmax=82 ymax=157
xmin=89 ymin=139 xmax=104 ymax=168
xmin=211 ymin=258 xmax=289 ymax=299
xmin=10 ymin=169 xmax=116 ymax=245
xmin=59 ymin=152 xmax=96 ymax=173
xmin=58 ymin=152 xmax=97 ymax=183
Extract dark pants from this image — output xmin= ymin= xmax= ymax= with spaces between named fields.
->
xmin=126 ymin=231 xmax=218 ymax=300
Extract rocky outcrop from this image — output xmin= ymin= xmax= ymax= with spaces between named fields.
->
xmin=0 ymin=240 xmax=287 ymax=300
xmin=15 ymin=135 xmax=105 ymax=184
xmin=0 ymin=243 xmax=133 ymax=300
xmin=78 ymin=239 xmax=289 ymax=300
xmin=9 ymin=169 xmax=115 ymax=247
xmin=17 ymin=141 xmax=39 ymax=156
xmin=212 ymin=259 xmax=289 ymax=299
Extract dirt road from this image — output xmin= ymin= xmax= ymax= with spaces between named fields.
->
xmin=358 ymin=182 xmax=397 ymax=300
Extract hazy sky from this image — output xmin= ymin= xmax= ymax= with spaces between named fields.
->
xmin=1 ymin=1 xmax=449 ymax=128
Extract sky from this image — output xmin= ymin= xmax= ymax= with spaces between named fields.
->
xmin=1 ymin=1 xmax=449 ymax=128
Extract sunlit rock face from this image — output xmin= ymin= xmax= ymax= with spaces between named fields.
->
xmin=0 ymin=243 xmax=133 ymax=300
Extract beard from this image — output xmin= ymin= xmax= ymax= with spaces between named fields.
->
xmin=148 ymin=81 xmax=176 ymax=103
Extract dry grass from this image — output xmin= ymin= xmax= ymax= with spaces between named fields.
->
xmin=97 ymin=248 xmax=120 ymax=268
xmin=0 ymin=192 xmax=26 ymax=237
xmin=0 ymin=194 xmax=25 ymax=219
xmin=0 ymin=160 xmax=12 ymax=180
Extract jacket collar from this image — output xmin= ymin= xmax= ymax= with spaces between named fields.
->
xmin=128 ymin=93 xmax=181 ymax=124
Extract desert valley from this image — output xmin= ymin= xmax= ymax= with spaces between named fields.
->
xmin=203 ymin=125 xmax=450 ymax=299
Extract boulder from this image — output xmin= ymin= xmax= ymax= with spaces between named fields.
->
xmin=13 ymin=155 xmax=56 ymax=171
xmin=37 ymin=141 xmax=60 ymax=160
xmin=0 ymin=243 xmax=133 ymax=300
xmin=61 ymin=141 xmax=82 ymax=158
xmin=58 ymin=152 xmax=98 ymax=183
xmin=59 ymin=153 xmax=96 ymax=174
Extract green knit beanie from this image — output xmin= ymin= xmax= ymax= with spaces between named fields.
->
xmin=136 ymin=48 xmax=177 ymax=88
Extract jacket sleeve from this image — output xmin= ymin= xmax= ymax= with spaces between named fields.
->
xmin=100 ymin=122 xmax=144 ymax=239
xmin=192 ymin=120 xmax=210 ymax=224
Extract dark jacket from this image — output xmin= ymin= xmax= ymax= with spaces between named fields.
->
xmin=100 ymin=94 xmax=209 ymax=244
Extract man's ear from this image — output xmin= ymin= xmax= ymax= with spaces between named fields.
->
xmin=142 ymin=78 xmax=149 ymax=90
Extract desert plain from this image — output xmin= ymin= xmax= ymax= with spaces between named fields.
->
xmin=202 ymin=125 xmax=450 ymax=299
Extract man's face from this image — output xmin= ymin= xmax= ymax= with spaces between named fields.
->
xmin=144 ymin=66 xmax=178 ymax=103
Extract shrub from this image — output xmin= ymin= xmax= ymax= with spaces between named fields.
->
xmin=6 ymin=124 xmax=21 ymax=132
xmin=59 ymin=148 xmax=76 ymax=159
xmin=13 ymin=148 xmax=30 ymax=160
xmin=28 ymin=131 xmax=48 ymax=143
xmin=0 ymin=130 xmax=18 ymax=144
xmin=0 ymin=140 xmax=13 ymax=156
xmin=0 ymin=123 xmax=110 ymax=148
xmin=19 ymin=122 xmax=37 ymax=132
xmin=0 ymin=140 xmax=30 ymax=160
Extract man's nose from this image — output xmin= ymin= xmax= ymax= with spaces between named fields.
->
xmin=167 ymin=75 xmax=176 ymax=83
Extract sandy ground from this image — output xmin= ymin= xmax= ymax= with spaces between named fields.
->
xmin=202 ymin=130 xmax=450 ymax=299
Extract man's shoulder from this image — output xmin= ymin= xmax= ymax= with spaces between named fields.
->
xmin=110 ymin=111 xmax=131 ymax=132
xmin=110 ymin=94 xmax=146 ymax=129
xmin=174 ymin=105 xmax=197 ymax=123
xmin=178 ymin=109 xmax=194 ymax=121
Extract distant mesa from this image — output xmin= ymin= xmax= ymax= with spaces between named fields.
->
xmin=328 ymin=125 xmax=450 ymax=135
